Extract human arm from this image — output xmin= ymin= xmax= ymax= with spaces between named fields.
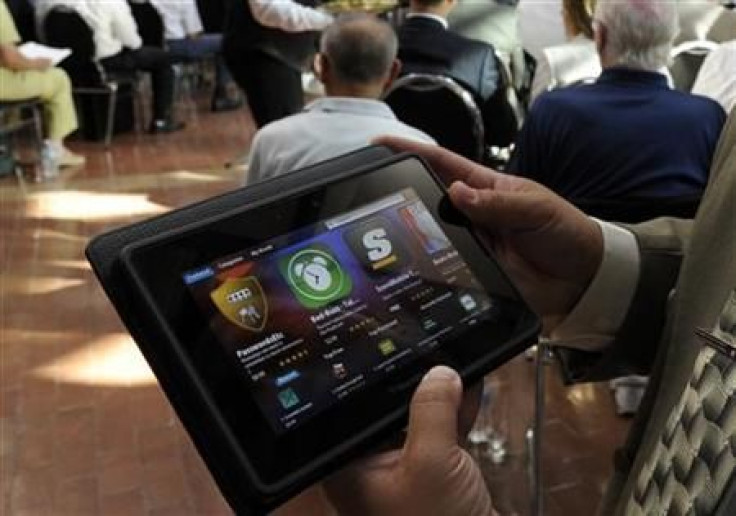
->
xmin=182 ymin=0 xmax=204 ymax=37
xmin=324 ymin=366 xmax=497 ymax=516
xmin=110 ymin=1 xmax=143 ymax=50
xmin=248 ymin=0 xmax=333 ymax=33
xmin=0 ymin=43 xmax=51 ymax=71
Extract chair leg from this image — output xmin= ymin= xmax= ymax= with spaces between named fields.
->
xmin=105 ymin=85 xmax=118 ymax=148
xmin=526 ymin=343 xmax=547 ymax=516
xmin=31 ymin=103 xmax=45 ymax=152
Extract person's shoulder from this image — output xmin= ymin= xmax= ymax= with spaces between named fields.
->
xmin=391 ymin=120 xmax=436 ymax=144
xmin=446 ymin=28 xmax=494 ymax=55
xmin=662 ymin=88 xmax=727 ymax=120
xmin=532 ymin=83 xmax=597 ymax=112
xmin=255 ymin=111 xmax=312 ymax=139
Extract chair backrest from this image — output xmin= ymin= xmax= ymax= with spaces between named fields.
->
xmin=669 ymin=40 xmax=719 ymax=92
xmin=44 ymin=6 xmax=104 ymax=86
xmin=572 ymin=195 xmax=702 ymax=223
xmin=384 ymin=73 xmax=485 ymax=162
xmin=128 ymin=1 xmax=165 ymax=48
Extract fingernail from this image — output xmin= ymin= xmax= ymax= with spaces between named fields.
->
xmin=452 ymin=182 xmax=478 ymax=206
xmin=422 ymin=366 xmax=460 ymax=383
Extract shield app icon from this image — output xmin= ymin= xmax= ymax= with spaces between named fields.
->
xmin=210 ymin=277 xmax=268 ymax=332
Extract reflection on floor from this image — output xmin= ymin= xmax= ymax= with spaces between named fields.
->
xmin=0 ymin=99 xmax=629 ymax=515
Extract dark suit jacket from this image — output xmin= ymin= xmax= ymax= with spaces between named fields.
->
xmin=396 ymin=15 xmax=517 ymax=146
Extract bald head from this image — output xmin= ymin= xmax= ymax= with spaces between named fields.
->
xmin=318 ymin=14 xmax=399 ymax=94
xmin=594 ymin=0 xmax=678 ymax=70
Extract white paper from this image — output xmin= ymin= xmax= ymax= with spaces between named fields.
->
xmin=18 ymin=42 xmax=72 ymax=66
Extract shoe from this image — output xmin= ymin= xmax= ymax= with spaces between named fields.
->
xmin=149 ymin=119 xmax=186 ymax=134
xmin=211 ymin=96 xmax=243 ymax=113
xmin=58 ymin=146 xmax=86 ymax=168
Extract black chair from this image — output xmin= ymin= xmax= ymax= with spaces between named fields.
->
xmin=0 ymin=98 xmax=44 ymax=178
xmin=669 ymin=40 xmax=719 ymax=93
xmin=44 ymin=6 xmax=137 ymax=146
xmin=128 ymin=1 xmax=166 ymax=49
xmin=384 ymin=73 xmax=485 ymax=162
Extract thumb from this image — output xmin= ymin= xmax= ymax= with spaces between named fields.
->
xmin=448 ymin=181 xmax=552 ymax=233
xmin=404 ymin=366 xmax=463 ymax=459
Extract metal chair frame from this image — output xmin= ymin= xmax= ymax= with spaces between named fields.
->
xmin=384 ymin=73 xmax=486 ymax=163
xmin=0 ymin=98 xmax=45 ymax=179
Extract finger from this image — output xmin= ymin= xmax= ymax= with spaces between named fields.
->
xmin=448 ymin=181 xmax=551 ymax=233
xmin=403 ymin=366 xmax=463 ymax=459
xmin=323 ymin=451 xmax=401 ymax=515
xmin=372 ymin=135 xmax=503 ymax=189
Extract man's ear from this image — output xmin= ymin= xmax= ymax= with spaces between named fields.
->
xmin=384 ymin=59 xmax=402 ymax=90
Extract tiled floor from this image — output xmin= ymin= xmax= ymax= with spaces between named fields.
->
xmin=0 ymin=96 xmax=629 ymax=515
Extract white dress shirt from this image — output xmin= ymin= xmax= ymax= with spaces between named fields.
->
xmin=36 ymin=0 xmax=142 ymax=59
xmin=516 ymin=0 xmax=566 ymax=65
xmin=150 ymin=0 xmax=203 ymax=40
xmin=551 ymin=221 xmax=640 ymax=351
xmin=249 ymin=0 xmax=332 ymax=33
xmin=692 ymin=40 xmax=736 ymax=114
xmin=246 ymin=97 xmax=435 ymax=185
xmin=530 ymin=34 xmax=601 ymax=105
xmin=406 ymin=12 xmax=449 ymax=29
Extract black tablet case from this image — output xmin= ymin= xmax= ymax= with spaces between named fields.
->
xmin=86 ymin=146 xmax=402 ymax=514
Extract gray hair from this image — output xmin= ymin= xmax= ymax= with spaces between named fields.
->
xmin=594 ymin=0 xmax=678 ymax=70
xmin=319 ymin=14 xmax=398 ymax=85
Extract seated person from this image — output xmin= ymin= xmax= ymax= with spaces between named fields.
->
xmin=245 ymin=14 xmax=434 ymax=185
xmin=150 ymin=0 xmax=241 ymax=112
xmin=529 ymin=0 xmax=601 ymax=104
xmin=507 ymin=0 xmax=726 ymax=201
xmin=692 ymin=39 xmax=736 ymax=114
xmin=36 ymin=0 xmax=183 ymax=133
xmin=0 ymin=0 xmax=84 ymax=167
xmin=397 ymin=0 xmax=517 ymax=147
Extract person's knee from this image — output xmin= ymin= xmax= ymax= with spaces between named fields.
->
xmin=50 ymin=67 xmax=72 ymax=93
xmin=40 ymin=67 xmax=72 ymax=99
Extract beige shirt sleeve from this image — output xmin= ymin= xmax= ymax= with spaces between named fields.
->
xmin=0 ymin=1 xmax=21 ymax=45
xmin=550 ymin=220 xmax=641 ymax=351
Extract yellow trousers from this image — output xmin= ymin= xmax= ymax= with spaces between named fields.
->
xmin=0 ymin=67 xmax=78 ymax=141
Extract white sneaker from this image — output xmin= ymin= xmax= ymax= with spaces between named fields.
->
xmin=58 ymin=147 xmax=86 ymax=168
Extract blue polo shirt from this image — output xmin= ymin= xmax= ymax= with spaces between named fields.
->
xmin=508 ymin=68 xmax=726 ymax=200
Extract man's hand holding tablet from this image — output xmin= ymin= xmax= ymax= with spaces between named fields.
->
xmin=86 ymin=146 xmax=540 ymax=514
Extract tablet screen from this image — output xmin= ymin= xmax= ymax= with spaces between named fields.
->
xmin=182 ymin=188 xmax=495 ymax=434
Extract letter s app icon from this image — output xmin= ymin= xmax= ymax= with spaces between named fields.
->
xmin=345 ymin=217 xmax=406 ymax=274
xmin=363 ymin=228 xmax=392 ymax=262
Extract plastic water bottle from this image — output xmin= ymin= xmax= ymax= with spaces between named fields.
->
xmin=40 ymin=142 xmax=59 ymax=180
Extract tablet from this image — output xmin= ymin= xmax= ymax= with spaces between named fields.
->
xmin=88 ymin=148 xmax=539 ymax=514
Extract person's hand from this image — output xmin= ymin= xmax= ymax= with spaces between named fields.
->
xmin=324 ymin=366 xmax=496 ymax=516
xmin=375 ymin=137 xmax=604 ymax=331
xmin=32 ymin=58 xmax=52 ymax=70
